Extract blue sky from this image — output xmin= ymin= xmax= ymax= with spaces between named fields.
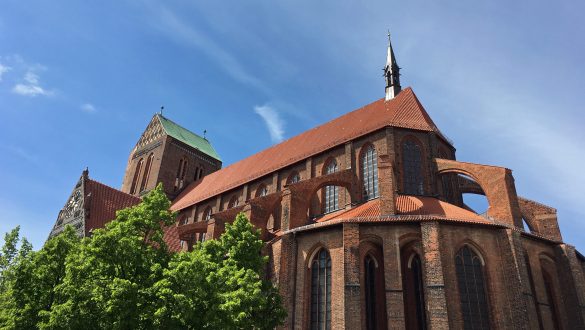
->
xmin=1 ymin=1 xmax=584 ymax=250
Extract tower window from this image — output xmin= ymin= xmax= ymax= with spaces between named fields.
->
xmin=130 ymin=158 xmax=144 ymax=195
xmin=310 ymin=249 xmax=332 ymax=330
xmin=174 ymin=157 xmax=188 ymax=191
xmin=402 ymin=139 xmax=424 ymax=195
xmin=324 ymin=159 xmax=338 ymax=213
xmin=139 ymin=153 xmax=154 ymax=193
xmin=361 ymin=144 xmax=379 ymax=200
xmin=455 ymin=245 xmax=490 ymax=329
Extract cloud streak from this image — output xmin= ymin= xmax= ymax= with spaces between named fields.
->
xmin=12 ymin=71 xmax=52 ymax=97
xmin=81 ymin=103 xmax=96 ymax=113
xmin=254 ymin=104 xmax=285 ymax=143
xmin=0 ymin=63 xmax=10 ymax=81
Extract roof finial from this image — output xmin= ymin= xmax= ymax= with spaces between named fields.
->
xmin=384 ymin=31 xmax=401 ymax=101
xmin=160 ymin=106 xmax=164 ymax=115
xmin=203 ymin=129 xmax=207 ymax=139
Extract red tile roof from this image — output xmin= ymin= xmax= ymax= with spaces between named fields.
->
xmin=172 ymin=88 xmax=447 ymax=211
xmin=84 ymin=179 xmax=141 ymax=236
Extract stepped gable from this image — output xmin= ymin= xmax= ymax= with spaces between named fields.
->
xmin=172 ymin=87 xmax=447 ymax=211
xmin=84 ymin=179 xmax=141 ymax=235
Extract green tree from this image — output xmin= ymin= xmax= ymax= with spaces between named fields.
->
xmin=153 ymin=213 xmax=286 ymax=329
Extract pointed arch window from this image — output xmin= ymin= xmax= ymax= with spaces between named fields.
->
xmin=541 ymin=267 xmax=560 ymax=330
xmin=310 ymin=249 xmax=332 ymax=330
xmin=361 ymin=145 xmax=379 ymax=200
xmin=139 ymin=153 xmax=154 ymax=193
xmin=130 ymin=158 xmax=144 ymax=195
xmin=324 ymin=160 xmax=338 ymax=213
xmin=228 ymin=196 xmax=239 ymax=209
xmin=455 ymin=245 xmax=490 ymax=330
xmin=287 ymin=171 xmax=301 ymax=185
xmin=175 ymin=157 xmax=188 ymax=191
xmin=403 ymin=139 xmax=424 ymax=195
xmin=524 ymin=255 xmax=544 ymax=329
xmin=364 ymin=255 xmax=378 ymax=330
xmin=256 ymin=184 xmax=268 ymax=198
xmin=402 ymin=252 xmax=427 ymax=330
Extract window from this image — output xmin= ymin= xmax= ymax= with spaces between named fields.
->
xmin=361 ymin=145 xmax=379 ymax=200
xmin=228 ymin=196 xmax=239 ymax=209
xmin=324 ymin=160 xmax=338 ymax=213
xmin=130 ymin=158 xmax=144 ymax=195
xmin=455 ymin=245 xmax=490 ymax=330
xmin=256 ymin=184 xmax=268 ymax=197
xmin=287 ymin=171 xmax=301 ymax=184
xmin=542 ymin=267 xmax=560 ymax=330
xmin=174 ymin=157 xmax=188 ymax=191
xmin=403 ymin=139 xmax=424 ymax=195
xmin=524 ymin=255 xmax=544 ymax=330
xmin=203 ymin=207 xmax=212 ymax=221
xmin=310 ymin=249 xmax=332 ymax=330
xmin=139 ymin=153 xmax=154 ymax=193
xmin=365 ymin=255 xmax=377 ymax=330
xmin=402 ymin=253 xmax=427 ymax=330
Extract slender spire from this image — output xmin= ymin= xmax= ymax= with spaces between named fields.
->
xmin=384 ymin=31 xmax=401 ymax=101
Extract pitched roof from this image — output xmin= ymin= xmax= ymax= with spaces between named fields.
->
xmin=157 ymin=114 xmax=221 ymax=161
xmin=171 ymin=87 xmax=447 ymax=211
xmin=84 ymin=179 xmax=141 ymax=235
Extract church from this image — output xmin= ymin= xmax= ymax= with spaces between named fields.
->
xmin=50 ymin=36 xmax=585 ymax=329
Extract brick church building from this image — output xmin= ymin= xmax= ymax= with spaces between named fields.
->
xmin=51 ymin=36 xmax=585 ymax=329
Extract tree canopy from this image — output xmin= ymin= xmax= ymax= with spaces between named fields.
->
xmin=0 ymin=184 xmax=285 ymax=329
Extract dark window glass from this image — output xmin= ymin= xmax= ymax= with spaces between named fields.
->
xmin=402 ymin=252 xmax=427 ymax=330
xmin=403 ymin=140 xmax=424 ymax=195
xmin=455 ymin=246 xmax=490 ymax=330
xmin=311 ymin=249 xmax=332 ymax=330
xmin=140 ymin=153 xmax=154 ymax=193
xmin=130 ymin=158 xmax=144 ymax=195
xmin=324 ymin=160 xmax=338 ymax=213
xmin=361 ymin=145 xmax=379 ymax=200
xmin=542 ymin=268 xmax=560 ymax=330
xmin=365 ymin=255 xmax=377 ymax=330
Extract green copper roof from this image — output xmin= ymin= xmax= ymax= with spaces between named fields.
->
xmin=157 ymin=114 xmax=221 ymax=161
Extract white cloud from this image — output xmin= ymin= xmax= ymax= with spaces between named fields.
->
xmin=80 ymin=103 xmax=96 ymax=113
xmin=254 ymin=104 xmax=285 ymax=143
xmin=0 ymin=63 xmax=10 ymax=81
xmin=11 ymin=70 xmax=52 ymax=97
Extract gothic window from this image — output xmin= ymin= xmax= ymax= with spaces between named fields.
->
xmin=365 ymin=255 xmax=378 ymax=330
xmin=524 ymin=255 xmax=544 ymax=330
xmin=402 ymin=139 xmax=424 ymax=195
xmin=139 ymin=153 xmax=154 ymax=193
xmin=175 ymin=157 xmax=188 ymax=191
xmin=324 ymin=160 xmax=338 ymax=213
xmin=228 ymin=196 xmax=239 ymax=209
xmin=361 ymin=144 xmax=379 ymax=200
xmin=310 ymin=249 xmax=332 ymax=330
xmin=130 ymin=158 xmax=144 ymax=195
xmin=287 ymin=171 xmax=301 ymax=185
xmin=541 ymin=267 xmax=560 ymax=330
xmin=203 ymin=207 xmax=212 ymax=221
xmin=402 ymin=252 xmax=427 ymax=330
xmin=455 ymin=245 xmax=490 ymax=330
xmin=256 ymin=184 xmax=268 ymax=197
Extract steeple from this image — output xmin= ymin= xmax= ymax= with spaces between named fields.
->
xmin=384 ymin=32 xmax=401 ymax=101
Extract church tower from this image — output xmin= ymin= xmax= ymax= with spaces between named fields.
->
xmin=384 ymin=32 xmax=401 ymax=100
xmin=121 ymin=113 xmax=222 ymax=199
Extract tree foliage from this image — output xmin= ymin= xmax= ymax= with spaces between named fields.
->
xmin=0 ymin=184 xmax=285 ymax=329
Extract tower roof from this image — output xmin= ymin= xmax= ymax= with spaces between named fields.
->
xmin=171 ymin=87 xmax=451 ymax=210
xmin=156 ymin=114 xmax=221 ymax=161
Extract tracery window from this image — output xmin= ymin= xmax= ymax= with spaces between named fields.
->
xmin=364 ymin=255 xmax=377 ymax=330
xmin=139 ymin=153 xmax=154 ymax=193
xmin=324 ymin=160 xmax=338 ymax=213
xmin=455 ymin=245 xmax=490 ymax=330
xmin=130 ymin=158 xmax=144 ymax=195
xmin=287 ymin=171 xmax=301 ymax=184
xmin=256 ymin=184 xmax=268 ymax=197
xmin=310 ymin=249 xmax=332 ymax=330
xmin=403 ymin=139 xmax=424 ymax=195
xmin=361 ymin=145 xmax=379 ymax=200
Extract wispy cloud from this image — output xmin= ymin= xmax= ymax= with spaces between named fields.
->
xmin=12 ymin=70 xmax=53 ymax=97
xmin=254 ymin=104 xmax=285 ymax=143
xmin=80 ymin=103 xmax=96 ymax=114
xmin=0 ymin=63 xmax=10 ymax=81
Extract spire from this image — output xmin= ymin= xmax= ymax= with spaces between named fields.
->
xmin=384 ymin=31 xmax=401 ymax=101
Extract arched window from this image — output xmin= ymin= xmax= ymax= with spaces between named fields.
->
xmin=361 ymin=145 xmax=379 ymax=200
xmin=174 ymin=157 xmax=188 ymax=191
xmin=365 ymin=255 xmax=378 ymax=330
xmin=402 ymin=252 xmax=427 ymax=330
xmin=130 ymin=158 xmax=144 ymax=195
xmin=541 ymin=267 xmax=560 ymax=330
xmin=203 ymin=207 xmax=212 ymax=221
xmin=139 ymin=153 xmax=154 ymax=193
xmin=256 ymin=184 xmax=268 ymax=197
xmin=455 ymin=245 xmax=490 ymax=329
xmin=287 ymin=171 xmax=301 ymax=184
xmin=402 ymin=139 xmax=424 ymax=195
xmin=310 ymin=249 xmax=331 ymax=330
xmin=324 ymin=160 xmax=338 ymax=213
xmin=524 ymin=255 xmax=544 ymax=329
xmin=228 ymin=196 xmax=239 ymax=209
